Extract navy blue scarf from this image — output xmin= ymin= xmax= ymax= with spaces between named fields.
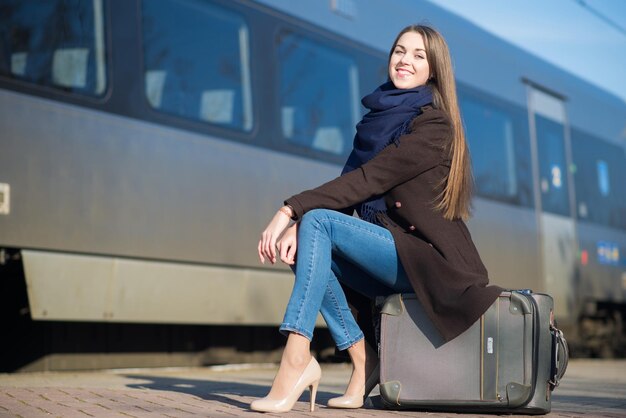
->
xmin=342 ymin=82 xmax=433 ymax=224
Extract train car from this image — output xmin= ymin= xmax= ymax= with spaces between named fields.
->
xmin=1 ymin=0 xmax=625 ymax=371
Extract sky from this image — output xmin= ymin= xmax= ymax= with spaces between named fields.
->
xmin=427 ymin=0 xmax=626 ymax=104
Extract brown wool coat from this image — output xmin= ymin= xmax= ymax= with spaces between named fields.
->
xmin=285 ymin=105 xmax=503 ymax=343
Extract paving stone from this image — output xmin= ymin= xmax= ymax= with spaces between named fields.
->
xmin=1 ymin=360 xmax=625 ymax=417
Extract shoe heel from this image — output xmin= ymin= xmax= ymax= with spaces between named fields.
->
xmin=309 ymin=379 xmax=320 ymax=412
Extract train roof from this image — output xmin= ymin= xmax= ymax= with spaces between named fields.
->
xmin=252 ymin=0 xmax=626 ymax=145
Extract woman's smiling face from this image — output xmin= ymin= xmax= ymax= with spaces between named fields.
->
xmin=388 ymin=31 xmax=430 ymax=89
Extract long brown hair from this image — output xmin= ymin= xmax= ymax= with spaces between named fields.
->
xmin=389 ymin=25 xmax=472 ymax=220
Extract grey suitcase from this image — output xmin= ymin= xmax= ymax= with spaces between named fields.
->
xmin=378 ymin=291 xmax=568 ymax=414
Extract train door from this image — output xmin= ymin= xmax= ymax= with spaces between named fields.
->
xmin=527 ymin=86 xmax=577 ymax=319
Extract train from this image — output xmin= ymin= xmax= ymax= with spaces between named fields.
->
xmin=1 ymin=0 xmax=625 ymax=371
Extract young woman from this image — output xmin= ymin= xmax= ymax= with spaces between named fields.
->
xmin=252 ymin=24 xmax=502 ymax=413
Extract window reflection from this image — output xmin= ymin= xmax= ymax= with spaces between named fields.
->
xmin=142 ymin=0 xmax=252 ymax=131
xmin=461 ymin=96 xmax=519 ymax=203
xmin=572 ymin=130 xmax=626 ymax=230
xmin=277 ymin=32 xmax=358 ymax=156
xmin=458 ymin=89 xmax=534 ymax=208
xmin=0 ymin=0 xmax=107 ymax=96
xmin=535 ymin=115 xmax=570 ymax=217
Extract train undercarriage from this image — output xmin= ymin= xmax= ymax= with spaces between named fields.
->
xmin=1 ymin=248 xmax=624 ymax=372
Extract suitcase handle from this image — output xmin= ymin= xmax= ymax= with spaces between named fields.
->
xmin=549 ymin=324 xmax=569 ymax=390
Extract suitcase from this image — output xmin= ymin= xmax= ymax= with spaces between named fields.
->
xmin=378 ymin=291 xmax=568 ymax=414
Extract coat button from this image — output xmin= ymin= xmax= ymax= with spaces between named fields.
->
xmin=409 ymin=225 xmax=416 ymax=231
xmin=395 ymin=201 xmax=402 ymax=208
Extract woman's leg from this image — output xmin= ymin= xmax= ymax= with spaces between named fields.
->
xmin=281 ymin=208 xmax=412 ymax=339
xmin=270 ymin=209 xmax=410 ymax=400
xmin=261 ymin=211 xmax=365 ymax=400
xmin=310 ymin=210 xmax=416 ymax=401
xmin=279 ymin=210 xmax=370 ymax=349
xmin=327 ymin=256 xmax=410 ymax=399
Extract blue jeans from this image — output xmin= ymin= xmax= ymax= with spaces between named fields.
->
xmin=279 ymin=209 xmax=413 ymax=350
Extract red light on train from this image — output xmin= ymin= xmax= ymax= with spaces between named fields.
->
xmin=580 ymin=250 xmax=588 ymax=266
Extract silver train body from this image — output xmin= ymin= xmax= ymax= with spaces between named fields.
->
xmin=1 ymin=0 xmax=625 ymax=365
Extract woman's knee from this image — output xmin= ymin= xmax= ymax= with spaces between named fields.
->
xmin=300 ymin=209 xmax=333 ymax=231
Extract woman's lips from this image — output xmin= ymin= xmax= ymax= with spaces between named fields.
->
xmin=396 ymin=68 xmax=413 ymax=77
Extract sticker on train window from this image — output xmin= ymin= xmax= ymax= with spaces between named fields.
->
xmin=597 ymin=160 xmax=610 ymax=197
xmin=597 ymin=241 xmax=620 ymax=266
xmin=551 ymin=165 xmax=562 ymax=189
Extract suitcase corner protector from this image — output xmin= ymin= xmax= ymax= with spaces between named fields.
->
xmin=379 ymin=380 xmax=402 ymax=405
xmin=510 ymin=291 xmax=533 ymax=315
xmin=506 ymin=382 xmax=532 ymax=407
xmin=381 ymin=294 xmax=404 ymax=316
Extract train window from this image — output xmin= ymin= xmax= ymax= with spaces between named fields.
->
xmin=459 ymin=93 xmax=533 ymax=207
xmin=572 ymin=130 xmax=626 ymax=230
xmin=142 ymin=0 xmax=252 ymax=131
xmin=0 ymin=0 xmax=107 ymax=96
xmin=535 ymin=115 xmax=570 ymax=217
xmin=276 ymin=31 xmax=359 ymax=157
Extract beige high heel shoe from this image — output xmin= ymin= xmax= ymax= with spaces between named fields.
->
xmin=250 ymin=356 xmax=322 ymax=413
xmin=327 ymin=362 xmax=379 ymax=409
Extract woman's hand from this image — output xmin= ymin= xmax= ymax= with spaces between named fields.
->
xmin=277 ymin=223 xmax=298 ymax=265
xmin=258 ymin=206 xmax=293 ymax=264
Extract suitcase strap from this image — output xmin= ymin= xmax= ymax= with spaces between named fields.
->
xmin=549 ymin=324 xmax=569 ymax=390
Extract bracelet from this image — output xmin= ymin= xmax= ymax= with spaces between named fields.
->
xmin=279 ymin=205 xmax=294 ymax=219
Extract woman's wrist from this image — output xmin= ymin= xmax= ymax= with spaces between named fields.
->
xmin=278 ymin=205 xmax=295 ymax=220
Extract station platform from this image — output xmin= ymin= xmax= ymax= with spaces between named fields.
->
xmin=1 ymin=359 xmax=625 ymax=417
